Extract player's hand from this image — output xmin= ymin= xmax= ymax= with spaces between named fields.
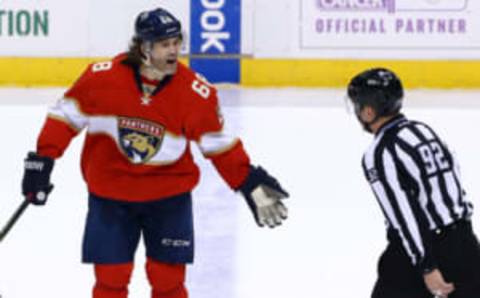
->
xmin=423 ymin=269 xmax=455 ymax=298
xmin=250 ymin=184 xmax=288 ymax=227
xmin=239 ymin=166 xmax=289 ymax=228
xmin=22 ymin=152 xmax=55 ymax=206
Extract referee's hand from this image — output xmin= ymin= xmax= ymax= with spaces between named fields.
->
xmin=423 ymin=269 xmax=455 ymax=298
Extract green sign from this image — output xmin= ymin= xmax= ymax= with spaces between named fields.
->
xmin=0 ymin=10 xmax=49 ymax=36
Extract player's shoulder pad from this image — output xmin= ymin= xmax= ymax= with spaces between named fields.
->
xmin=175 ymin=62 xmax=218 ymax=102
xmin=85 ymin=54 xmax=128 ymax=78
xmin=66 ymin=54 xmax=130 ymax=99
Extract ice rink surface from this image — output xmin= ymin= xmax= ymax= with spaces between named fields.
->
xmin=0 ymin=87 xmax=479 ymax=298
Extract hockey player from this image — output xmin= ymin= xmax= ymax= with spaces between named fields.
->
xmin=347 ymin=68 xmax=480 ymax=298
xmin=21 ymin=7 xmax=289 ymax=298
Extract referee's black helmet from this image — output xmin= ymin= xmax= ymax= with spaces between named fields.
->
xmin=347 ymin=68 xmax=404 ymax=117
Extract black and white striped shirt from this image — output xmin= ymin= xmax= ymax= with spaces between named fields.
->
xmin=362 ymin=114 xmax=473 ymax=271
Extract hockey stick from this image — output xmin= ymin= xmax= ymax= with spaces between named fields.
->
xmin=0 ymin=200 xmax=30 ymax=242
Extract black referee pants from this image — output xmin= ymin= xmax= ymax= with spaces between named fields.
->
xmin=371 ymin=220 xmax=480 ymax=298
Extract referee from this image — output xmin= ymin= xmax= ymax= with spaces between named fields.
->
xmin=347 ymin=68 xmax=480 ymax=298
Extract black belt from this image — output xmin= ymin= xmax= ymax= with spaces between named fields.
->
xmin=431 ymin=219 xmax=471 ymax=238
xmin=386 ymin=219 xmax=472 ymax=244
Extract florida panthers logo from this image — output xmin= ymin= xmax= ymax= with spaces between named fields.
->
xmin=118 ymin=117 xmax=165 ymax=164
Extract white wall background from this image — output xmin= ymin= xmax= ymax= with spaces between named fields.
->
xmin=254 ymin=0 xmax=480 ymax=59
xmin=1 ymin=0 xmax=479 ymax=59
xmin=0 ymin=0 xmax=190 ymax=57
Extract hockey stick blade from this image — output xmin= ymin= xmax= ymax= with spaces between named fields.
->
xmin=0 ymin=200 xmax=30 ymax=242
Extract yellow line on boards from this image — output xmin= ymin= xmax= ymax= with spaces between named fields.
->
xmin=1 ymin=57 xmax=479 ymax=88
xmin=0 ymin=57 xmax=189 ymax=87
xmin=241 ymin=59 xmax=480 ymax=88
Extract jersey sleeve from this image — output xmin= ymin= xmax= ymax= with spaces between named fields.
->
xmin=362 ymin=141 xmax=437 ymax=273
xmin=185 ymin=85 xmax=250 ymax=189
xmin=36 ymin=66 xmax=92 ymax=158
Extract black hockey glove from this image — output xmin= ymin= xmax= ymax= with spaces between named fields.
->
xmin=238 ymin=166 xmax=289 ymax=228
xmin=21 ymin=152 xmax=55 ymax=206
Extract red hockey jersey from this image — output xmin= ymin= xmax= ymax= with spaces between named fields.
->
xmin=36 ymin=54 xmax=250 ymax=202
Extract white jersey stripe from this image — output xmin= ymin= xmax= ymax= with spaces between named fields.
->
xmin=49 ymin=97 xmax=190 ymax=165
xmin=444 ymin=171 xmax=463 ymax=218
xmin=372 ymin=181 xmax=417 ymax=263
xmin=383 ymin=150 xmax=425 ymax=260
xmin=48 ymin=97 xmax=88 ymax=131
xmin=428 ymin=176 xmax=454 ymax=226
xmin=198 ymin=131 xmax=239 ymax=156
xmin=89 ymin=116 xmax=188 ymax=165
xmin=398 ymin=128 xmax=421 ymax=147
xmin=395 ymin=144 xmax=435 ymax=229
xmin=415 ymin=124 xmax=435 ymax=141
xmin=450 ymin=150 xmax=473 ymax=216
xmin=364 ymin=130 xmax=386 ymax=169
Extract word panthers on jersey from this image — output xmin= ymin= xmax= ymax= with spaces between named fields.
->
xmin=118 ymin=117 xmax=165 ymax=164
